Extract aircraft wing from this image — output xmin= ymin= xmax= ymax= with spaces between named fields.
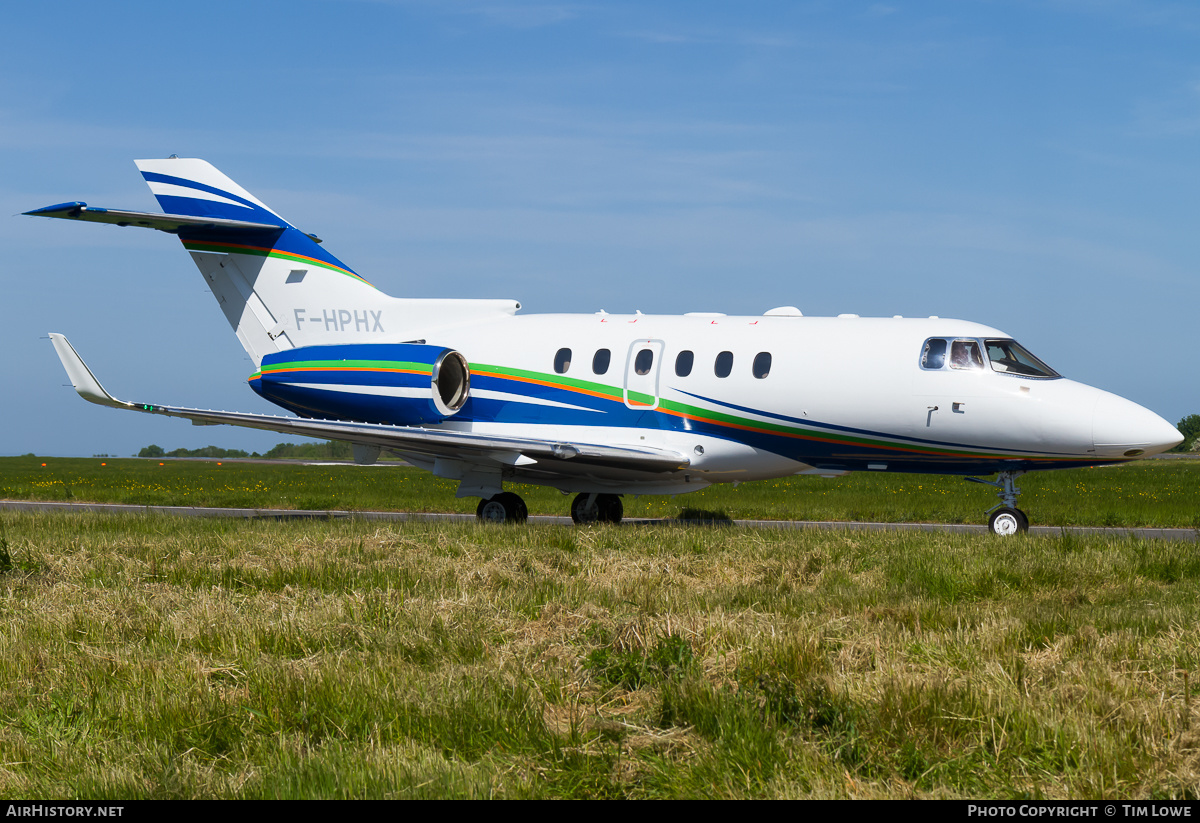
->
xmin=49 ymin=334 xmax=690 ymax=474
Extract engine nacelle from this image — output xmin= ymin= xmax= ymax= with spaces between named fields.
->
xmin=250 ymin=343 xmax=471 ymax=425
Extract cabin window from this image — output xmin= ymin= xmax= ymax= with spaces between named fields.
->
xmin=554 ymin=348 xmax=572 ymax=374
xmin=592 ymin=348 xmax=611 ymax=375
xmin=715 ymin=351 xmax=733 ymax=378
xmin=985 ymin=339 xmax=1059 ymax=378
xmin=752 ymin=352 xmax=772 ymax=379
xmin=634 ymin=348 xmax=654 ymax=375
xmin=920 ymin=338 xmax=947 ymax=370
xmin=949 ymin=339 xmax=984 ymax=370
xmin=675 ymin=350 xmax=694 ymax=377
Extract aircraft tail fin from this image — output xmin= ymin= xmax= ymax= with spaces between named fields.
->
xmin=134 ymin=157 xmax=364 ymax=286
xmin=135 ymin=158 xmax=288 ymax=226
xmin=133 ymin=158 xmax=388 ymax=365
xmin=29 ymin=160 xmax=523 ymax=368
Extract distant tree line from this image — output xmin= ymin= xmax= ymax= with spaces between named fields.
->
xmin=137 ymin=441 xmax=355 ymax=460
xmin=259 ymin=441 xmax=354 ymax=459
xmin=1174 ymin=415 xmax=1200 ymax=453
xmin=138 ymin=445 xmax=251 ymax=458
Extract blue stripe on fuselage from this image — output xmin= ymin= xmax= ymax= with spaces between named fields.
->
xmin=672 ymin=388 xmax=1077 ymax=458
xmin=456 ymin=373 xmax=1094 ymax=472
xmin=250 ymin=364 xmax=1100 ymax=473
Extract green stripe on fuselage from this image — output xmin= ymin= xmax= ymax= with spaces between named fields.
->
xmin=471 ymin=362 xmax=1038 ymax=460
xmin=259 ymin=359 xmax=432 ymax=374
xmin=469 ymin=362 xmax=622 ymax=398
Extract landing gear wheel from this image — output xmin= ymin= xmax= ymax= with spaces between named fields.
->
xmin=598 ymin=494 xmax=623 ymax=524
xmin=969 ymin=472 xmax=1030 ymax=536
xmin=476 ymin=492 xmax=528 ymax=524
xmin=571 ymin=493 xmax=623 ymax=525
xmin=571 ymin=494 xmax=599 ymax=525
xmin=477 ymin=497 xmax=507 ymax=524
xmin=989 ymin=507 xmax=1028 ymax=536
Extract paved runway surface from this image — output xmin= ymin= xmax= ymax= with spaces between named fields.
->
xmin=3 ymin=500 xmax=1195 ymax=541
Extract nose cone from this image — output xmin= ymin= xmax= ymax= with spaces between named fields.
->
xmin=1092 ymin=393 xmax=1183 ymax=457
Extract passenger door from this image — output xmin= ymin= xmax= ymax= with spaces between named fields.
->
xmin=624 ymin=339 xmax=665 ymax=410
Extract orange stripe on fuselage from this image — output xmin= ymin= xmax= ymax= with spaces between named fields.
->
xmin=483 ymin=371 xmax=1082 ymax=462
xmin=471 ymin=369 xmax=624 ymax=403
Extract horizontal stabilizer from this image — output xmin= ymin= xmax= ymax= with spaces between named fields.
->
xmin=25 ymin=203 xmax=284 ymax=235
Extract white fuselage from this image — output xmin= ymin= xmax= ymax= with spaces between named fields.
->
xmin=325 ymin=308 xmax=1184 ymax=494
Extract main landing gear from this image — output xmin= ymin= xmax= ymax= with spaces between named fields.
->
xmin=968 ymin=471 xmax=1029 ymax=536
xmin=475 ymin=492 xmax=528 ymax=524
xmin=473 ymin=491 xmax=625 ymax=525
xmin=570 ymin=493 xmax=623 ymax=525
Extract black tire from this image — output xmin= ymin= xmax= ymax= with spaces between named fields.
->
xmin=572 ymin=493 xmax=623 ymax=525
xmin=571 ymin=493 xmax=600 ymax=525
xmin=597 ymin=494 xmax=623 ymax=524
xmin=495 ymin=492 xmax=528 ymax=524
xmin=476 ymin=492 xmax=527 ymax=524
xmin=477 ymin=496 xmax=508 ymax=524
xmin=989 ymin=507 xmax=1029 ymax=536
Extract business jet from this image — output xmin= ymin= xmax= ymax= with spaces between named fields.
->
xmin=27 ymin=159 xmax=1183 ymax=535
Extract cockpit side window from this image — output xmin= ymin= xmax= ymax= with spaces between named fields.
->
xmin=950 ymin=339 xmax=984 ymax=370
xmin=921 ymin=338 xmax=947 ymax=370
xmin=985 ymin=339 xmax=1059 ymax=378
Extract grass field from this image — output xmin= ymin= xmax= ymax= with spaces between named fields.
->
xmin=1 ymin=457 xmax=1198 ymax=798
xmin=3 ymin=455 xmax=1199 ymax=527
xmin=1 ymin=511 xmax=1199 ymax=798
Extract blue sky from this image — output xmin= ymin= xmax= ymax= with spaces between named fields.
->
xmin=3 ymin=0 xmax=1197 ymax=456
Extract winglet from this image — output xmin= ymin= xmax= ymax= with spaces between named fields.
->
xmin=48 ymin=333 xmax=134 ymax=409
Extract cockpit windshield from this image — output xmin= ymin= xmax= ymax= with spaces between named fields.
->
xmin=984 ymin=339 xmax=1059 ymax=378
xmin=920 ymin=337 xmax=1060 ymax=379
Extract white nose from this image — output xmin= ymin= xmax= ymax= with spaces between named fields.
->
xmin=1092 ymin=393 xmax=1182 ymax=457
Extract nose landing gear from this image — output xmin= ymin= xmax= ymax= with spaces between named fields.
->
xmin=968 ymin=471 xmax=1029 ymax=535
xmin=988 ymin=506 xmax=1029 ymax=536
